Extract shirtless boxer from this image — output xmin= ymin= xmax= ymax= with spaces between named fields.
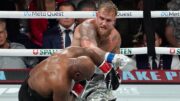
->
xmin=72 ymin=1 xmax=121 ymax=56
xmin=72 ymin=1 xmax=132 ymax=70
xmin=72 ymin=0 xmax=120 ymax=90
xmin=18 ymin=46 xmax=106 ymax=101
xmin=71 ymin=1 xmax=133 ymax=99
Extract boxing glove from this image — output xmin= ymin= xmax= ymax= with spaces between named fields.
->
xmin=105 ymin=68 xmax=120 ymax=90
xmin=71 ymin=80 xmax=86 ymax=97
xmin=104 ymin=52 xmax=133 ymax=70
xmin=98 ymin=61 xmax=120 ymax=90
xmin=98 ymin=60 xmax=112 ymax=73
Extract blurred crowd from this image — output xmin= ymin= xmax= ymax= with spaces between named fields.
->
xmin=0 ymin=0 xmax=180 ymax=70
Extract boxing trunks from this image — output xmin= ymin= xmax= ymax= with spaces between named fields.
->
xmin=18 ymin=78 xmax=53 ymax=101
xmin=80 ymin=74 xmax=116 ymax=101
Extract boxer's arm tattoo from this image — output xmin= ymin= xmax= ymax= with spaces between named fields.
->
xmin=79 ymin=22 xmax=98 ymax=47
xmin=112 ymin=32 xmax=121 ymax=54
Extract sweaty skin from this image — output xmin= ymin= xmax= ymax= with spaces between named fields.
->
xmin=71 ymin=9 xmax=121 ymax=57
xmin=27 ymin=46 xmax=104 ymax=101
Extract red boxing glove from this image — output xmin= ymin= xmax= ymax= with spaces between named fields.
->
xmin=71 ymin=82 xmax=85 ymax=97
xmin=98 ymin=60 xmax=112 ymax=73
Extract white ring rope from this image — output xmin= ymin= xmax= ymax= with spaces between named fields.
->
xmin=0 ymin=47 xmax=179 ymax=57
xmin=0 ymin=11 xmax=179 ymax=57
xmin=0 ymin=11 xmax=180 ymax=18
xmin=0 ymin=11 xmax=142 ymax=18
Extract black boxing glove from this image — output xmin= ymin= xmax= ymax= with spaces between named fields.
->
xmin=105 ymin=68 xmax=120 ymax=90
xmin=98 ymin=61 xmax=120 ymax=90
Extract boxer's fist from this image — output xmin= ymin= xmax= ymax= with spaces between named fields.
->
xmin=105 ymin=52 xmax=134 ymax=70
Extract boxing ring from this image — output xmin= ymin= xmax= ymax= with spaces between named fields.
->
xmin=0 ymin=47 xmax=180 ymax=101
xmin=0 ymin=10 xmax=180 ymax=101
xmin=0 ymin=84 xmax=180 ymax=101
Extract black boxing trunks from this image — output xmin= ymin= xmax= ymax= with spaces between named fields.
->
xmin=18 ymin=78 xmax=53 ymax=101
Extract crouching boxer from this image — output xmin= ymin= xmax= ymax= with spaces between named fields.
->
xmin=71 ymin=1 xmax=136 ymax=100
xmin=18 ymin=46 xmax=132 ymax=101
xmin=18 ymin=46 xmax=106 ymax=101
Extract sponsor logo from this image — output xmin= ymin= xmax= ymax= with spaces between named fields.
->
xmin=32 ymin=49 xmax=59 ymax=56
xmin=32 ymin=49 xmax=39 ymax=55
xmin=120 ymin=48 xmax=132 ymax=55
xmin=24 ymin=11 xmax=64 ymax=17
xmin=169 ymin=48 xmax=180 ymax=55
xmin=161 ymin=11 xmax=169 ymax=17
xmin=39 ymin=49 xmax=58 ymax=56
xmin=117 ymin=12 xmax=132 ymax=17
xmin=161 ymin=11 xmax=180 ymax=17
xmin=170 ymin=48 xmax=176 ymax=54
xmin=122 ymin=71 xmax=180 ymax=81
xmin=177 ymin=49 xmax=180 ymax=55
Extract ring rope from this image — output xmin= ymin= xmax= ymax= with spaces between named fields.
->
xmin=0 ymin=11 xmax=179 ymax=18
xmin=0 ymin=11 xmax=142 ymax=18
xmin=0 ymin=47 xmax=179 ymax=57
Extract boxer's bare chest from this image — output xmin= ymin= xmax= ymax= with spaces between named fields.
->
xmin=97 ymin=36 xmax=116 ymax=52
